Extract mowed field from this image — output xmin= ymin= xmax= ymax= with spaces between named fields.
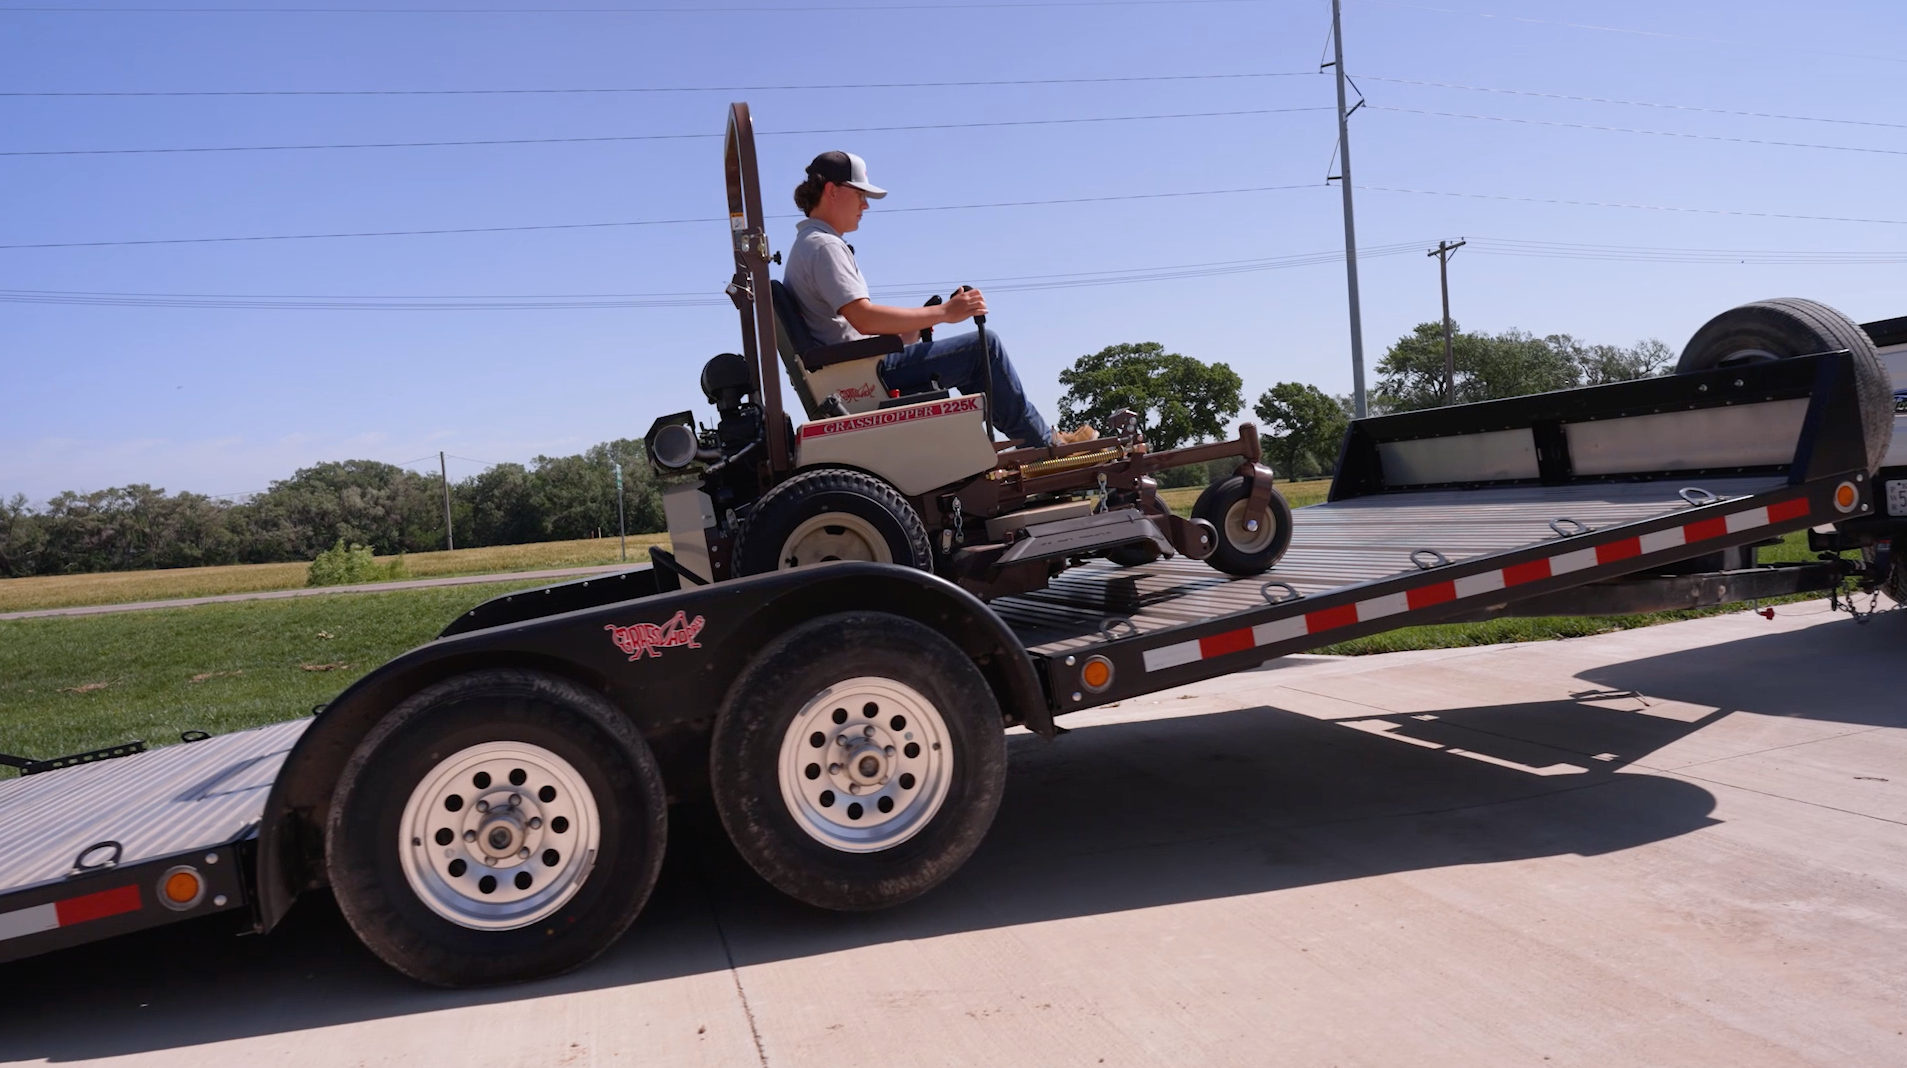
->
xmin=0 ymin=534 xmax=673 ymax=613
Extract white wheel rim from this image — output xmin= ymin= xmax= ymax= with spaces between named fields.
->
xmin=1222 ymin=498 xmax=1278 ymax=555
xmin=398 ymin=741 xmax=601 ymax=930
xmin=776 ymin=677 xmax=952 ymax=853
xmin=779 ymin=512 xmax=892 ymax=568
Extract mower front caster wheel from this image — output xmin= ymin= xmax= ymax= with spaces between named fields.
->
xmin=1193 ymin=476 xmax=1293 ymax=576
xmin=710 ymin=612 xmax=1008 ymax=911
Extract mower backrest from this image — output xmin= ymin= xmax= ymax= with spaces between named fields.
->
xmin=770 ymin=279 xmax=889 ymax=417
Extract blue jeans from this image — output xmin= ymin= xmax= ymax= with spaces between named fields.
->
xmin=880 ymin=329 xmax=1054 ymax=447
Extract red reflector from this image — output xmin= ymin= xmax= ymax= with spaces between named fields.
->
xmin=1684 ymin=516 xmax=1729 ymax=543
xmin=1406 ymin=582 xmax=1456 ymax=610
xmin=889 ymin=389 xmax=901 ymax=398
xmin=1596 ymin=538 xmax=1642 ymax=565
xmin=1503 ymin=559 xmax=1551 ymax=587
xmin=55 ymin=884 xmax=141 ymax=927
xmin=1768 ymin=497 xmax=1811 ymax=523
xmin=1198 ymin=628 xmax=1254 ymax=659
xmin=1306 ymin=604 xmax=1359 ymax=633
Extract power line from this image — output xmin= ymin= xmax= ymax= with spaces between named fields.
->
xmin=0 ymin=243 xmax=1429 ymax=309
xmin=1 ymin=107 xmax=1333 ymax=157
xmin=1369 ymin=105 xmax=1907 ymax=158
xmin=1352 ymin=0 xmax=1907 ymax=66
xmin=0 ymin=1 xmax=1285 ymax=12
xmin=1463 ymin=238 xmax=1907 ymax=265
xmin=0 ymin=70 xmax=1320 ymax=97
xmin=1355 ymin=76 xmax=1907 ymax=132
xmin=0 ymin=183 xmax=1328 ymax=250
xmin=1364 ymin=185 xmax=1907 ymax=227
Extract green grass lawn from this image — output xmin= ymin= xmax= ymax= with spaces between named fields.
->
xmin=0 ymin=579 xmax=551 ymax=771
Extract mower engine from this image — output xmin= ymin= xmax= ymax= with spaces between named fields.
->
xmin=640 ymin=352 xmax=775 ymax=585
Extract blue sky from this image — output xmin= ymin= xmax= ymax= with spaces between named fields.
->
xmin=3 ymin=0 xmax=1903 ymax=503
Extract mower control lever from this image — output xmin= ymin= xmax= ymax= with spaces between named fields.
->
xmin=955 ymin=285 xmax=995 ymax=435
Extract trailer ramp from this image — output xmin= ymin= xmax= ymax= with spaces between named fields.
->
xmin=0 ymin=717 xmax=310 ymax=963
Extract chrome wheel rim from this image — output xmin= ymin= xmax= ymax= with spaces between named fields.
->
xmin=398 ymin=741 xmax=600 ymax=930
xmin=777 ymin=677 xmax=951 ymax=853
xmin=780 ymin=512 xmax=892 ymax=567
xmin=1222 ymin=498 xmax=1278 ymax=555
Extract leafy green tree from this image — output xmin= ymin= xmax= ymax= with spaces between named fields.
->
xmin=1057 ymin=342 xmax=1244 ymax=450
xmin=246 ymin=460 xmax=443 ymax=559
xmin=1376 ymin=323 xmax=1671 ymax=412
xmin=1253 ymin=382 xmax=1350 ymax=481
xmin=0 ymin=494 xmax=45 ymax=577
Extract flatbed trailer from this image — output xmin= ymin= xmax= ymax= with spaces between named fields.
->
xmin=2 ymin=332 xmax=1889 ymax=985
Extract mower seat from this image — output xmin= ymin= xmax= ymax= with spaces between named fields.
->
xmin=769 ymin=279 xmax=902 ymax=417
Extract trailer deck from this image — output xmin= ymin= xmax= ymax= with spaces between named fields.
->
xmin=999 ymin=477 xmax=1787 ymax=655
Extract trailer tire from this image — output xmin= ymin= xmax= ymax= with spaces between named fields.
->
xmin=1677 ymin=298 xmax=1893 ymax=474
xmin=1193 ymin=476 xmax=1294 ymax=575
xmin=710 ymin=612 xmax=1007 ymax=911
xmin=735 ymin=467 xmax=933 ymax=576
xmin=326 ymin=669 xmax=667 ymax=987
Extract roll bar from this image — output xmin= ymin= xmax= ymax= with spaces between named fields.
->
xmin=724 ymin=102 xmax=791 ymax=474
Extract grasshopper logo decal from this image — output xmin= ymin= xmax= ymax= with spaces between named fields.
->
xmin=604 ymin=610 xmax=707 ymax=661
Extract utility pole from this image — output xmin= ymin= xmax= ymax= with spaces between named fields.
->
xmin=439 ymin=451 xmax=454 ymax=552
xmin=1327 ymin=0 xmax=1368 ymax=418
xmin=613 ymin=461 xmax=627 ymax=563
xmin=1428 ymin=238 xmax=1466 ymax=404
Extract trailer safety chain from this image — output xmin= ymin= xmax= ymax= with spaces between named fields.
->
xmin=1830 ymin=583 xmax=1894 ymax=625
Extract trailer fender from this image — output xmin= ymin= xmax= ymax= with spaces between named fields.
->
xmin=710 ymin=563 xmax=1051 ymax=739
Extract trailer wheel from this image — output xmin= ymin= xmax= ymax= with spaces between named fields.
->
xmin=735 ymin=467 xmax=933 ymax=576
xmin=1678 ymin=298 xmax=1893 ymax=474
xmin=1193 ymin=476 xmax=1293 ymax=575
xmin=326 ymin=670 xmax=666 ymax=987
xmin=710 ymin=612 xmax=1007 ymax=911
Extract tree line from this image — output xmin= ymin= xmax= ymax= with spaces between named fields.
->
xmin=0 ymin=440 xmax=665 ymax=579
xmin=2 ymin=322 xmax=1670 ymax=579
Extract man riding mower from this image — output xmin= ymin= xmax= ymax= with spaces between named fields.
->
xmin=643 ymin=103 xmax=1292 ymax=603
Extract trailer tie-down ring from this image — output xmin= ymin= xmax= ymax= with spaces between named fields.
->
xmin=1680 ymin=486 xmax=1720 ymax=507
xmin=1098 ymin=617 xmax=1138 ymax=642
xmin=1549 ymin=517 xmax=1591 ymax=538
xmin=1261 ymin=581 xmax=1303 ymax=604
xmin=1410 ymin=548 xmax=1450 ymax=571
xmin=70 ymin=840 xmax=123 ymax=875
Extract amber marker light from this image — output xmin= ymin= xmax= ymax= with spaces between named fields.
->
xmin=1834 ymin=482 xmax=1860 ymax=512
xmin=1080 ymin=655 xmax=1115 ymax=693
xmin=157 ymin=866 xmax=205 ymax=911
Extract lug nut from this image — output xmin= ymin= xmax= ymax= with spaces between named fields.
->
xmin=464 ymin=829 xmax=477 ymax=843
xmin=847 ymin=783 xmax=861 ymax=795
xmin=863 ymin=726 xmax=875 ymax=738
xmin=528 ymin=817 xmax=542 ymax=830
xmin=475 ymin=799 xmax=490 ymax=814
xmin=884 ymin=746 xmax=895 ymax=756
xmin=509 ymin=793 xmax=521 ymax=807
xmin=518 ymin=847 xmax=531 ymax=859
xmin=828 ymin=763 xmax=842 ymax=775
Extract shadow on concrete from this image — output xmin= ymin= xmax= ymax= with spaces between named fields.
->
xmin=14 ymin=610 xmax=1898 ymax=1060
xmin=3 ymin=697 xmax=1735 ymax=1062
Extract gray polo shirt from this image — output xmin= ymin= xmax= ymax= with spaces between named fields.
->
xmin=782 ymin=217 xmax=869 ymax=346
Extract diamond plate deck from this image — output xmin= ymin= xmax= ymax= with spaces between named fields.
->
xmin=997 ymin=478 xmax=1788 ymax=656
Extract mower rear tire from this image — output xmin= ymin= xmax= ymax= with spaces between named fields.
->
xmin=1193 ymin=476 xmax=1293 ymax=576
xmin=736 ymin=468 xmax=933 ymax=576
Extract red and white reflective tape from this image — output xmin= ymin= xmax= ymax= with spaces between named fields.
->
xmin=0 ymin=884 xmax=141 ymax=944
xmin=1142 ymin=495 xmax=1813 ymax=673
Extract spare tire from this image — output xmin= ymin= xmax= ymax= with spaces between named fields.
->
xmin=1677 ymin=298 xmax=1893 ymax=474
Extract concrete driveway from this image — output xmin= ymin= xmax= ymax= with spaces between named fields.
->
xmin=5 ymin=600 xmax=1904 ymax=1067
